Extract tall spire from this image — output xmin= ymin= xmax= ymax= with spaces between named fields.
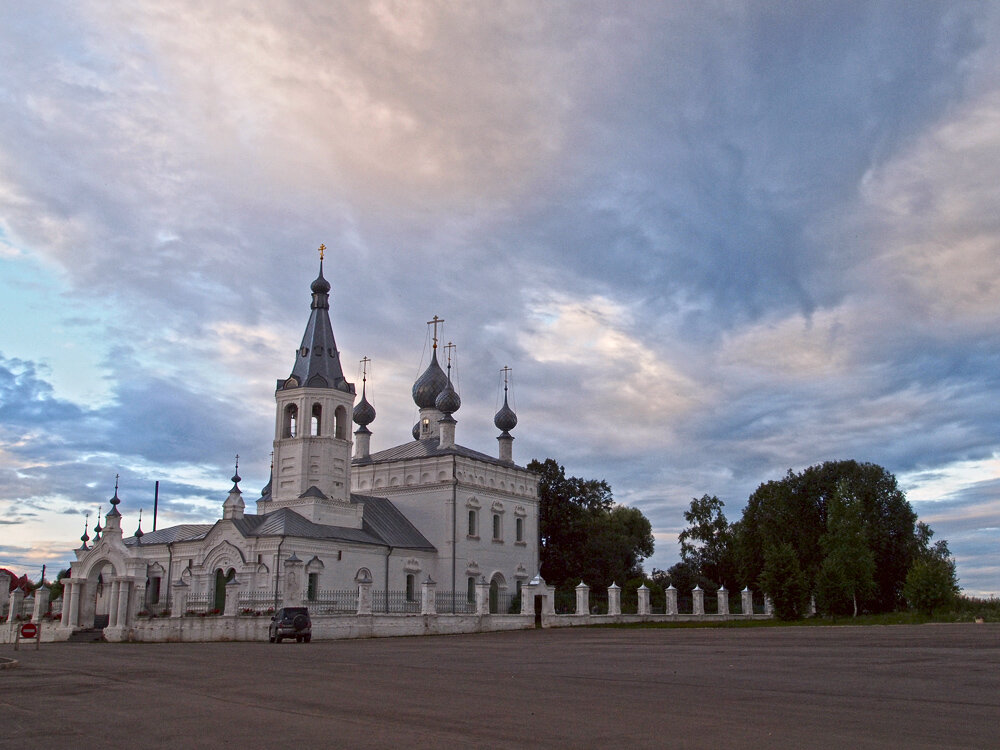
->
xmin=283 ymin=246 xmax=352 ymax=393
xmin=495 ymin=366 xmax=518 ymax=463
xmin=107 ymin=474 xmax=122 ymax=517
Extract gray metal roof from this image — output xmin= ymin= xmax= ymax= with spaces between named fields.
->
xmin=354 ymin=437 xmax=521 ymax=469
xmin=124 ymin=495 xmax=434 ymax=551
xmin=282 ymin=260 xmax=354 ymax=393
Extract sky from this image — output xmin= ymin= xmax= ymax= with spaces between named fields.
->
xmin=1 ymin=1 xmax=998 ymax=596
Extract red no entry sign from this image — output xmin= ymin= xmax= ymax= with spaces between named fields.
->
xmin=20 ymin=623 xmax=38 ymax=639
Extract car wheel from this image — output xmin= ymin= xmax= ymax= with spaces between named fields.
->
xmin=296 ymin=635 xmax=302 ymax=643
xmin=304 ymin=634 xmax=311 ymax=643
xmin=269 ymin=633 xmax=276 ymax=643
xmin=276 ymin=635 xmax=283 ymax=643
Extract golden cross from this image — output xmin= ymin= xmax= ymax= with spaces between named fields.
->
xmin=426 ymin=315 xmax=444 ymax=349
xmin=443 ymin=342 xmax=456 ymax=370
xmin=318 ymin=244 xmax=326 ymax=261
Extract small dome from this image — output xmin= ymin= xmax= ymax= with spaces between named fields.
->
xmin=311 ymin=264 xmax=331 ymax=295
xmin=435 ymin=381 xmax=461 ymax=415
xmin=412 ymin=422 xmax=421 ymax=440
xmin=412 ymin=351 xmax=449 ymax=408
xmin=494 ymin=395 xmax=517 ymax=432
xmin=353 ymin=392 xmax=376 ymax=426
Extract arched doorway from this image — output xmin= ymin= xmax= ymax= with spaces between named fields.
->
xmin=214 ymin=568 xmax=235 ymax=611
xmin=91 ymin=561 xmax=115 ymax=628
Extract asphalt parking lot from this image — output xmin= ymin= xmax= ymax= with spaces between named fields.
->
xmin=2 ymin=623 xmax=997 ymax=748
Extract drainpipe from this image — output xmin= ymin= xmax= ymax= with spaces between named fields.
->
xmin=384 ymin=545 xmax=393 ymax=613
xmin=273 ymin=536 xmax=286 ymax=610
xmin=451 ymin=454 xmax=457 ymax=614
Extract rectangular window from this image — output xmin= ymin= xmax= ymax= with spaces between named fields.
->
xmin=493 ymin=513 xmax=502 ymax=541
xmin=149 ymin=577 xmax=161 ymax=605
xmin=516 ymin=517 xmax=524 ymax=542
xmin=467 ymin=576 xmax=476 ymax=603
xmin=468 ymin=509 xmax=477 ymax=537
xmin=307 ymin=572 xmax=319 ymax=601
xmin=406 ymin=574 xmax=415 ymax=602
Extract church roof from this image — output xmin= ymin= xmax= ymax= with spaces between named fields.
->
xmin=283 ymin=259 xmax=353 ymax=393
xmin=354 ymin=437 xmax=526 ymax=470
xmin=124 ymin=495 xmax=434 ymax=551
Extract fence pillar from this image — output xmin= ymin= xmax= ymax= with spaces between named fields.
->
xmin=172 ymin=580 xmax=187 ymax=618
xmin=692 ymin=585 xmax=705 ymax=616
xmin=665 ymin=584 xmax=677 ymax=615
xmin=108 ymin=579 xmax=121 ymax=627
xmin=764 ymin=595 xmax=774 ymax=617
xmin=575 ymin=582 xmax=589 ymax=614
xmin=809 ymin=595 xmax=817 ymax=616
xmin=608 ymin=583 xmax=621 ymax=616
xmin=637 ymin=584 xmax=650 ymax=615
xmin=116 ymin=580 xmax=132 ymax=627
xmin=60 ymin=582 xmax=74 ymax=627
xmin=717 ymin=586 xmax=729 ymax=616
xmin=421 ymin=577 xmax=437 ymax=615
xmin=32 ymin=586 xmax=50 ymax=622
xmin=224 ymin=579 xmax=240 ymax=616
xmin=68 ymin=581 xmax=82 ymax=628
xmin=7 ymin=589 xmax=24 ymax=623
xmin=476 ymin=577 xmax=490 ymax=616
xmin=357 ymin=579 xmax=373 ymax=615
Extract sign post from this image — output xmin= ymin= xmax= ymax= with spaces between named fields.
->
xmin=15 ymin=622 xmax=40 ymax=651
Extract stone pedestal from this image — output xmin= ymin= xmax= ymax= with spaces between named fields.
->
xmin=575 ymin=582 xmax=590 ymax=615
xmin=171 ymin=580 xmax=188 ymax=617
xmin=741 ymin=587 xmax=753 ymax=616
xmin=637 ymin=584 xmax=650 ymax=615
xmin=764 ymin=595 xmax=774 ymax=617
xmin=665 ymin=585 xmax=678 ymax=616
xmin=421 ymin=577 xmax=437 ymax=615
xmin=476 ymin=578 xmax=490 ymax=616
xmin=608 ymin=583 xmax=621 ymax=616
xmin=692 ymin=585 xmax=705 ymax=616
xmin=224 ymin=579 xmax=240 ymax=617
xmin=717 ymin=586 xmax=729 ymax=616
xmin=7 ymin=589 xmax=24 ymax=623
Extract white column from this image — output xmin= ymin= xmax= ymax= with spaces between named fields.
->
xmin=607 ymin=583 xmax=621 ymax=616
xmin=116 ymin=580 xmax=131 ymax=627
xmin=108 ymin=580 xmax=121 ymax=627
xmin=637 ymin=584 xmax=650 ymax=615
xmin=68 ymin=581 xmax=82 ymax=628
xmin=764 ymin=595 xmax=774 ymax=617
xmin=692 ymin=585 xmax=704 ymax=616
xmin=742 ymin=587 xmax=753 ymax=616
xmin=421 ymin=577 xmax=437 ymax=615
xmin=32 ymin=586 xmax=50 ymax=621
xmin=224 ymin=579 xmax=240 ymax=617
xmin=665 ymin=584 xmax=678 ymax=615
xmin=717 ymin=586 xmax=729 ymax=616
xmin=8 ymin=589 xmax=24 ymax=623
xmin=61 ymin=582 xmax=75 ymax=627
xmin=171 ymin=583 xmax=187 ymax=618
xmin=575 ymin=582 xmax=590 ymax=615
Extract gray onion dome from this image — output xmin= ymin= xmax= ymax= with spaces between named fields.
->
xmin=494 ymin=394 xmax=517 ymax=432
xmin=310 ymin=262 xmax=331 ymax=294
xmin=412 ymin=422 xmax=421 ymax=440
xmin=435 ymin=381 xmax=461 ymax=415
xmin=353 ymin=392 xmax=376 ymax=426
xmin=412 ymin=350 xmax=449 ymax=408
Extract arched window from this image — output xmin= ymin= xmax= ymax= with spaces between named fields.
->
xmin=311 ymin=403 xmax=322 ymax=436
xmin=335 ymin=405 xmax=348 ymax=439
xmin=468 ymin=509 xmax=478 ymax=537
xmin=283 ymin=404 xmax=298 ymax=438
xmin=406 ymin=574 xmax=415 ymax=602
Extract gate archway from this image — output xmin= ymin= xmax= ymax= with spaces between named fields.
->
xmin=214 ymin=568 xmax=235 ymax=611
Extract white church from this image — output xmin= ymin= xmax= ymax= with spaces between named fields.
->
xmin=56 ymin=253 xmax=540 ymax=635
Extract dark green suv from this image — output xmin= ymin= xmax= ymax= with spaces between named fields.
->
xmin=269 ymin=607 xmax=312 ymax=643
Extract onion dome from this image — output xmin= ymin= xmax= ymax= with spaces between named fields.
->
xmin=134 ymin=510 xmax=144 ymax=542
xmin=412 ymin=350 xmax=449 ymax=408
xmin=231 ymin=455 xmax=242 ymax=491
xmin=107 ymin=476 xmax=122 ymax=517
xmin=353 ymin=383 xmax=376 ymax=427
xmin=93 ymin=509 xmax=103 ymax=542
xmin=435 ymin=380 xmax=461 ymax=415
xmin=311 ymin=261 xmax=331 ymax=295
xmin=79 ymin=520 xmax=90 ymax=550
xmin=494 ymin=393 xmax=517 ymax=433
xmin=412 ymin=422 xmax=421 ymax=440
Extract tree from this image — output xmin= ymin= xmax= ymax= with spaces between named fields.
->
xmin=815 ymin=484 xmax=876 ymax=616
xmin=677 ymin=494 xmax=737 ymax=591
xmin=904 ymin=533 xmax=960 ymax=615
xmin=736 ymin=460 xmax=920 ymax=612
xmin=528 ymin=458 xmax=654 ymax=590
xmin=759 ymin=542 xmax=809 ymax=620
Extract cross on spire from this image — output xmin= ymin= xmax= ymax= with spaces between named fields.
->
xmin=318 ymin=243 xmax=326 ymax=261
xmin=427 ymin=315 xmax=444 ymax=349
xmin=501 ymin=365 xmax=512 ymax=392
xmin=360 ymin=356 xmax=371 ymax=382
xmin=443 ymin=342 xmax=456 ymax=371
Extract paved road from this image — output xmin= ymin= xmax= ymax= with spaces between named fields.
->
xmin=2 ymin=623 xmax=997 ymax=748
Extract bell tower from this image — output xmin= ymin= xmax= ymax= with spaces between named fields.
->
xmin=261 ymin=247 xmax=361 ymax=526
